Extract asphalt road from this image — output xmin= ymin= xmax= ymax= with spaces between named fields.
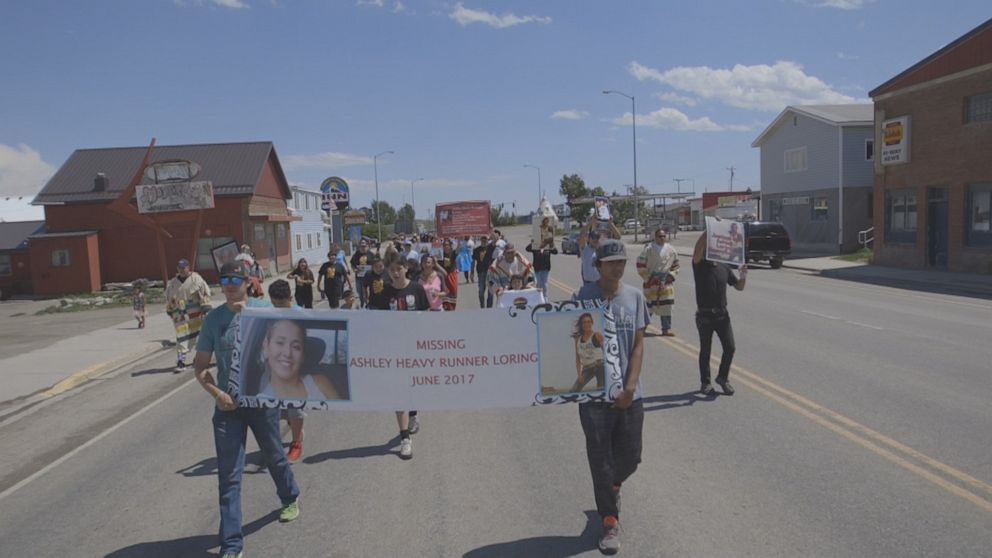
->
xmin=0 ymin=227 xmax=990 ymax=557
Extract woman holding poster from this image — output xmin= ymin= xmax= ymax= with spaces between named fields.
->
xmin=570 ymin=312 xmax=605 ymax=392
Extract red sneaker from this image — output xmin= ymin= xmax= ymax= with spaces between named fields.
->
xmin=287 ymin=441 xmax=303 ymax=463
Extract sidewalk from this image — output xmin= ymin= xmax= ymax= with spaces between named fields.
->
xmin=0 ymin=275 xmax=288 ymax=409
xmin=619 ymin=230 xmax=992 ymax=300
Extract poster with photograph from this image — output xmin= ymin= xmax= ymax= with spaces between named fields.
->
xmin=704 ymin=216 xmax=745 ymax=266
xmin=536 ymin=308 xmax=607 ymax=397
xmin=211 ymin=240 xmax=240 ymax=273
xmin=229 ymin=304 xmax=622 ymax=410
xmin=530 ymin=198 xmax=559 ymax=249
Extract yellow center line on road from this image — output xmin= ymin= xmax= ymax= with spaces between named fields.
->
xmin=547 ymin=275 xmax=992 ymax=513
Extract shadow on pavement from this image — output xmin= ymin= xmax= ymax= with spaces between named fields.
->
xmin=462 ymin=510 xmax=600 ymax=558
xmin=303 ymin=435 xmax=401 ymax=464
xmin=104 ymin=508 xmax=281 ymax=558
xmin=641 ymin=390 xmax=716 ymax=412
xmin=131 ymin=366 xmax=179 ymax=377
xmin=176 ymin=450 xmax=270 ymax=477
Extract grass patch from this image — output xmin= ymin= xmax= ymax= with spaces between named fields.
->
xmin=35 ymin=288 xmax=166 ymax=315
xmin=834 ymin=248 xmax=873 ymax=263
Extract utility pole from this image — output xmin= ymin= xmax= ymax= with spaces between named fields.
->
xmin=673 ymin=178 xmax=687 ymax=194
xmin=726 ymin=166 xmax=736 ymax=191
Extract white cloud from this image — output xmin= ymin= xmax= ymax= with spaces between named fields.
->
xmin=0 ymin=144 xmax=56 ymax=197
xmin=796 ymin=0 xmax=874 ymax=9
xmin=629 ymin=60 xmax=861 ymax=112
xmin=450 ymin=3 xmax=551 ymax=28
xmin=654 ymin=92 xmax=698 ymax=107
xmin=174 ymin=0 xmax=249 ymax=7
xmin=392 ymin=1 xmax=407 ymax=13
xmin=282 ymin=151 xmax=373 ymax=170
xmin=837 ymin=51 xmax=860 ymax=60
xmin=551 ymin=110 xmax=589 ymax=120
xmin=611 ymin=108 xmax=751 ymax=132
xmin=357 ymin=0 xmax=385 ymax=6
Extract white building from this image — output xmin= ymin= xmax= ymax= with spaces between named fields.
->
xmin=289 ymin=186 xmax=329 ymax=269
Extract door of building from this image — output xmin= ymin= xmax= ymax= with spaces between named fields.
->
xmin=266 ymin=224 xmax=278 ymax=274
xmin=927 ymin=187 xmax=948 ymax=269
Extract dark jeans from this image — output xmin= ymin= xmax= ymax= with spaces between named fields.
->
xmin=294 ymin=287 xmax=313 ymax=309
xmin=477 ymin=270 xmax=493 ymax=308
xmin=356 ymin=276 xmax=367 ymax=308
xmin=695 ymin=310 xmax=735 ymax=384
xmin=579 ymin=400 xmax=644 ymax=520
xmin=213 ymin=406 xmax=299 ymax=555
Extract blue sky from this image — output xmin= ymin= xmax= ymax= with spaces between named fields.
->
xmin=1 ymin=0 xmax=988 ymax=221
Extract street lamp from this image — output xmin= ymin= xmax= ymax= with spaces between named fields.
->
xmin=373 ymin=150 xmax=394 ymax=244
xmin=604 ymin=89 xmax=639 ymax=242
xmin=410 ymin=177 xmax=424 ymax=225
xmin=523 ymin=164 xmax=542 ymax=209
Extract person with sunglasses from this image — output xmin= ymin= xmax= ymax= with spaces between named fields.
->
xmin=193 ymin=262 xmax=301 ymax=558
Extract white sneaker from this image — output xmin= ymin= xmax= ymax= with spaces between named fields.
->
xmin=408 ymin=415 xmax=420 ymax=434
xmin=399 ymin=437 xmax=413 ymax=459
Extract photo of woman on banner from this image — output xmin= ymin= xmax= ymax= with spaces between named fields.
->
xmin=537 ymin=308 xmax=607 ymax=396
xmin=570 ymin=312 xmax=605 ymax=392
xmin=239 ymin=315 xmax=351 ymax=403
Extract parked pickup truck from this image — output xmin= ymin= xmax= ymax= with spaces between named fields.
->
xmin=743 ymin=221 xmax=791 ymax=268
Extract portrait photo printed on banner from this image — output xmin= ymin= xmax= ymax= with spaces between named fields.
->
xmin=234 ymin=309 xmax=351 ymax=409
xmin=210 ymin=240 xmax=240 ymax=273
xmin=704 ymin=216 xmax=746 ymax=266
xmin=535 ymin=306 xmax=611 ymax=400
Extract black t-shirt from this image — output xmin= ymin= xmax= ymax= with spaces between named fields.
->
xmin=350 ymin=251 xmax=370 ymax=276
xmin=526 ymin=243 xmax=557 ymax=272
xmin=377 ymin=281 xmax=430 ymax=311
xmin=318 ymin=261 xmax=347 ymax=293
xmin=692 ymin=260 xmax=738 ymax=310
xmin=365 ymin=271 xmax=389 ymax=309
xmin=473 ymin=244 xmax=495 ymax=273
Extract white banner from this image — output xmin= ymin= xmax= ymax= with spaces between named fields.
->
xmin=705 ymin=216 xmax=745 ymax=266
xmin=229 ymin=303 xmax=624 ymax=410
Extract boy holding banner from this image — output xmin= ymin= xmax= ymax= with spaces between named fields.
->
xmin=192 ymin=262 xmax=300 ymax=558
xmin=574 ymin=239 xmax=649 ymax=556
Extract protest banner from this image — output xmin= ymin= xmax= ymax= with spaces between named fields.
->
xmin=531 ymin=198 xmax=559 ymax=249
xmin=435 ymin=201 xmax=492 ymax=237
xmin=230 ymin=302 xmax=623 ymax=410
xmin=704 ymin=216 xmax=745 ymax=265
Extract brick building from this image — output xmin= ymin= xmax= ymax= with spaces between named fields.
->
xmin=0 ymin=220 xmax=45 ymax=298
xmin=31 ymin=141 xmax=297 ymax=295
xmin=869 ymin=18 xmax=992 ymax=273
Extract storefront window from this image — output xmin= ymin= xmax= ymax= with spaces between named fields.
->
xmin=51 ymin=249 xmax=71 ymax=267
xmin=886 ymin=189 xmax=916 ymax=244
xmin=811 ymin=198 xmax=829 ymax=221
xmin=0 ymin=255 xmax=11 ymax=275
xmin=197 ymin=237 xmax=235 ymax=271
xmin=967 ymin=183 xmax=992 ymax=246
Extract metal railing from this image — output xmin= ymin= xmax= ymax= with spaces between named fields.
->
xmin=858 ymin=226 xmax=874 ymax=248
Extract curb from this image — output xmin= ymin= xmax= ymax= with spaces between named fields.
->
xmin=0 ymin=343 xmax=171 ymax=425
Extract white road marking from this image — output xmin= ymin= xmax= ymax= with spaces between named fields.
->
xmin=0 ymin=378 xmax=196 ymax=502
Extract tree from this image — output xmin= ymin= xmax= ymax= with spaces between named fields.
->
xmin=370 ymin=200 xmax=396 ymax=225
xmin=397 ymin=203 xmax=415 ymax=224
xmin=609 ymin=185 xmax=649 ymax=223
xmin=559 ymin=174 xmax=594 ymax=225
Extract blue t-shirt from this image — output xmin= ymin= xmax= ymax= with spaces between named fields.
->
xmin=196 ymin=298 xmax=271 ymax=390
xmin=574 ymin=282 xmax=649 ymax=400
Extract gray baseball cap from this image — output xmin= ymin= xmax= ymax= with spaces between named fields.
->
xmin=595 ymin=239 xmax=627 ymax=262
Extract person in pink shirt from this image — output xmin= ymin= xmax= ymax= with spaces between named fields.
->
xmin=418 ymin=255 xmax=446 ymax=311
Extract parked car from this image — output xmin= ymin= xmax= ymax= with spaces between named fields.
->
xmin=623 ymin=219 xmax=643 ymax=234
xmin=743 ymin=221 xmax=791 ymax=268
xmin=561 ymin=232 xmax=580 ymax=255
